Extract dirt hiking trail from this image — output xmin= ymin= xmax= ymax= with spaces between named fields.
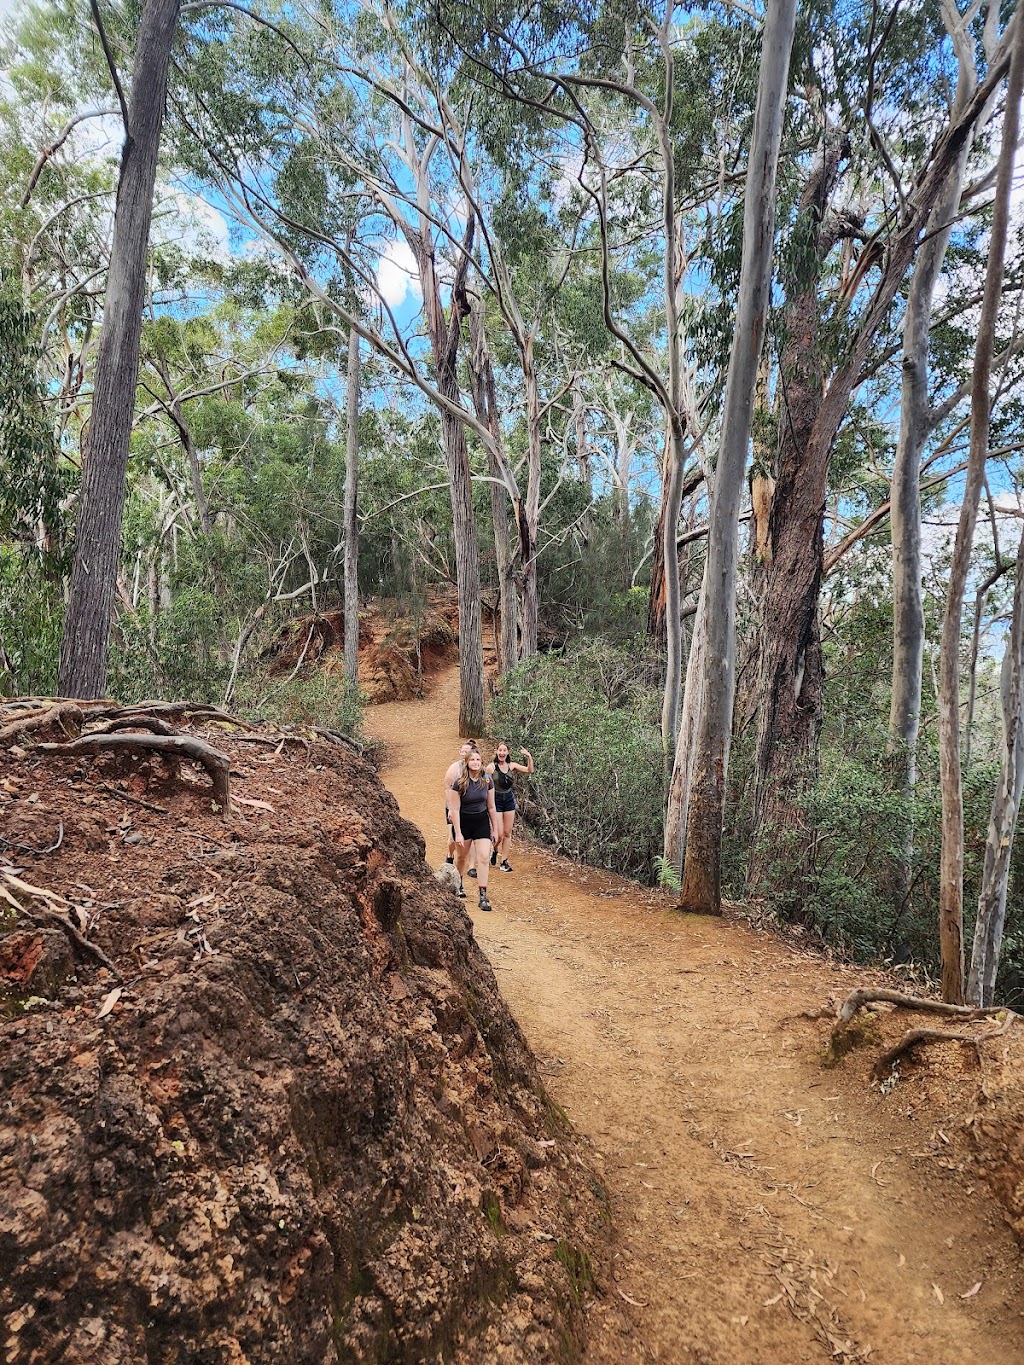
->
xmin=364 ymin=668 xmax=1024 ymax=1364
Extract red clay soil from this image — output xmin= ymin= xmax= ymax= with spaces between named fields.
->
xmin=365 ymin=667 xmax=1024 ymax=1365
xmin=0 ymin=711 xmax=628 ymax=1363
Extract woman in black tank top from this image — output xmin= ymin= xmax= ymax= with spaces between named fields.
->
xmin=449 ymin=748 xmax=500 ymax=910
xmin=486 ymin=741 xmax=534 ymax=873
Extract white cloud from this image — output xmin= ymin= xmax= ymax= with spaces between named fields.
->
xmin=376 ymin=237 xmax=421 ymax=309
xmin=153 ymin=189 xmax=232 ymax=265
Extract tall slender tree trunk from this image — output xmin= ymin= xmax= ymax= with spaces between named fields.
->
xmin=343 ymin=325 xmax=360 ymax=685
xmin=519 ymin=334 xmax=542 ymax=658
xmin=969 ymin=525 xmax=1024 ymax=1006
xmin=938 ymin=16 xmax=1024 ymax=1003
xmin=679 ymin=0 xmax=796 ymax=915
xmin=664 ymin=571 xmax=707 ymax=868
xmin=889 ymin=163 xmax=967 ymax=779
xmin=57 ymin=0 xmax=181 ymax=697
xmin=411 ymin=207 xmax=486 ymax=736
xmin=468 ymin=299 xmax=518 ymax=674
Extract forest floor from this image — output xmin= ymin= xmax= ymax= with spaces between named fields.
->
xmin=364 ymin=666 xmax=1024 ymax=1365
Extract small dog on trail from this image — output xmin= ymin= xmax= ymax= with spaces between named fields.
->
xmin=434 ymin=861 xmax=462 ymax=895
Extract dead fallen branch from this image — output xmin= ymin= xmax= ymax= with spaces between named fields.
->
xmin=0 ymin=701 xmax=83 ymax=746
xmin=872 ymin=1011 xmax=1017 ymax=1079
xmin=37 ymin=733 xmax=231 ymax=814
xmin=97 ymin=783 xmax=169 ymax=815
xmin=831 ymin=986 xmax=1008 ymax=1051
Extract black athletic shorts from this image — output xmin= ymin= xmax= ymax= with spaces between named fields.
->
xmin=459 ymin=809 xmax=492 ymax=842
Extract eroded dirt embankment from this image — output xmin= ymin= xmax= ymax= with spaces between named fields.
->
xmin=0 ymin=712 xmax=622 ymax=1364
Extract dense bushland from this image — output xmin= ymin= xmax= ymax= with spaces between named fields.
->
xmin=493 ymin=638 xmax=1024 ymax=1002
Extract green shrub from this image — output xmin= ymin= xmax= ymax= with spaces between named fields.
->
xmin=489 ymin=642 xmax=665 ymax=880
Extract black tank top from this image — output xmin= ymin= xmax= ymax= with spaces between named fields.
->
xmin=493 ymin=763 xmax=514 ymax=793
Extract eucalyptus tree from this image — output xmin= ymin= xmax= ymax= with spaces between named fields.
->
xmin=58 ymin=0 xmax=182 ymax=697
xmin=746 ymin=0 xmax=1020 ymax=893
xmin=677 ymin=0 xmax=796 ymax=916
xmin=171 ymin=0 xmax=523 ymax=731
xmin=937 ymin=10 xmax=1024 ymax=1003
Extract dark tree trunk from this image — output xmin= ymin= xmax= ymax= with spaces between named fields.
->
xmin=57 ymin=0 xmax=181 ymax=698
xmin=747 ymin=134 xmax=848 ymax=894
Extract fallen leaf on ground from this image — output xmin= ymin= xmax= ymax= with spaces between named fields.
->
xmin=616 ymin=1288 xmax=649 ymax=1308
xmin=97 ymin=987 xmax=122 ymax=1019
xmin=932 ymin=1283 xmax=944 ymax=1304
xmin=960 ymin=1282 xmax=982 ymax=1299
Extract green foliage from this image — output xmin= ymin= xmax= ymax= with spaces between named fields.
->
xmin=489 ymin=642 xmax=665 ymax=881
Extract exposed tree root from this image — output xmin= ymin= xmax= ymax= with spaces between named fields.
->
xmin=92 ymin=716 xmax=179 ymax=737
xmin=0 ymin=701 xmax=84 ymax=746
xmin=37 ymin=733 xmax=231 ymax=814
xmin=22 ymin=905 xmax=123 ymax=982
xmin=830 ymin=986 xmax=1018 ymax=1076
xmin=872 ymin=1012 xmax=1017 ymax=1079
xmin=102 ymin=701 xmax=257 ymax=729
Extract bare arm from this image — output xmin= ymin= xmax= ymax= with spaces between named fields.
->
xmin=487 ymin=783 xmax=500 ymax=841
xmin=511 ymin=748 xmax=534 ymax=774
xmin=448 ymin=785 xmax=464 ymax=844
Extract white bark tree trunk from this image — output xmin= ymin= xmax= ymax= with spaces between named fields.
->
xmin=343 ymin=325 xmax=360 ymax=685
xmin=969 ymin=524 xmax=1024 ymax=1006
xmin=678 ymin=0 xmax=797 ymax=914
xmin=937 ymin=12 xmax=1024 ymax=1003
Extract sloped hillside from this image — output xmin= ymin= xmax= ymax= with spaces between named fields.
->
xmin=0 ymin=702 xmax=618 ymax=1363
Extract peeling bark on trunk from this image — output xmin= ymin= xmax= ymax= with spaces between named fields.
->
xmin=679 ymin=0 xmax=796 ymax=915
xmin=664 ymin=571 xmax=706 ymax=870
xmin=343 ymin=325 xmax=360 ymax=686
xmin=938 ymin=15 xmax=1024 ymax=1004
xmin=747 ymin=135 xmax=848 ymax=892
xmin=57 ymin=0 xmax=181 ymax=698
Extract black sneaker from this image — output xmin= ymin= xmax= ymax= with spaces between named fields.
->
xmin=467 ymin=867 xmax=477 ymax=878
xmin=490 ymin=848 xmax=498 ymax=866
xmin=445 ymin=855 xmax=455 ymax=865
xmin=499 ymin=860 xmax=513 ymax=873
xmin=478 ymin=892 xmax=492 ymax=911
xmin=456 ymin=882 xmax=467 ymax=899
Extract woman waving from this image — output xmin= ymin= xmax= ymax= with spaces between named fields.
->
xmin=487 ymin=742 xmax=534 ymax=873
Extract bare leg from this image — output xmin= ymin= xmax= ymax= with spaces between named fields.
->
xmin=472 ymin=839 xmax=491 ymax=890
xmin=454 ymin=842 xmax=471 ymax=877
xmin=500 ymin=810 xmax=516 ymax=860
